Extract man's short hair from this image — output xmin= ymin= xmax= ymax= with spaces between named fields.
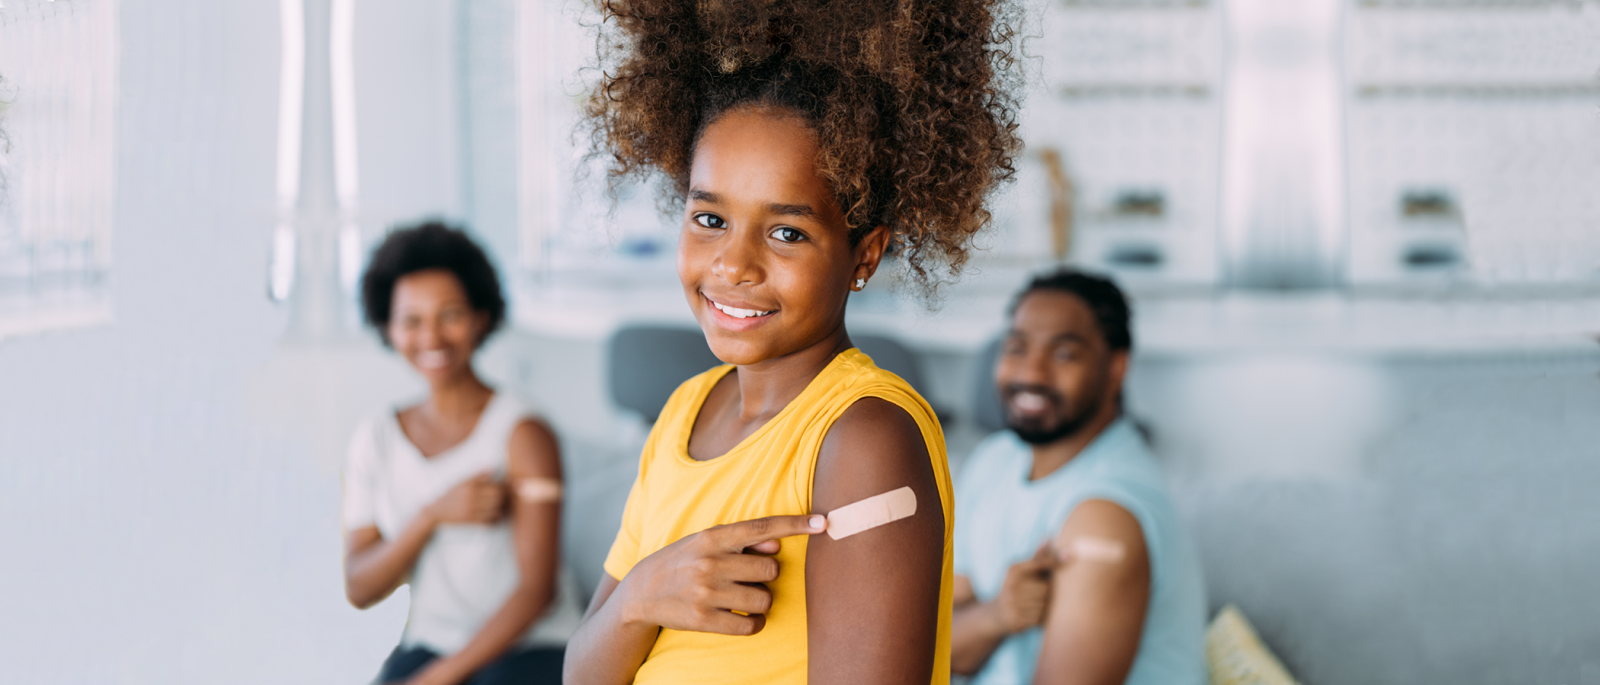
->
xmin=1009 ymin=269 xmax=1132 ymax=352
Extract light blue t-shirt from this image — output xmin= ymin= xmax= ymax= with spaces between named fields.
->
xmin=954 ymin=419 xmax=1208 ymax=685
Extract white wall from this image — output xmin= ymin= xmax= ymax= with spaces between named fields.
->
xmin=4 ymin=3 xmax=1600 ymax=684
xmin=0 ymin=1 xmax=465 ymax=681
xmin=353 ymin=0 xmax=463 ymax=234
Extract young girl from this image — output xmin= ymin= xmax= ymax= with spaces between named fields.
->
xmin=343 ymin=223 xmax=582 ymax=685
xmin=564 ymin=1 xmax=1021 ymax=683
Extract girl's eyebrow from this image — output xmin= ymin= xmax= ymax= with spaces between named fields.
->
xmin=689 ymin=187 xmax=816 ymax=218
xmin=767 ymin=202 xmax=816 ymax=218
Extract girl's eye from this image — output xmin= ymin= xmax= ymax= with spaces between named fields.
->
xmin=770 ymin=226 xmax=805 ymax=243
xmin=694 ymin=213 xmax=726 ymax=229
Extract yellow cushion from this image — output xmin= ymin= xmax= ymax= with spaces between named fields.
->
xmin=1207 ymin=604 xmax=1300 ymax=685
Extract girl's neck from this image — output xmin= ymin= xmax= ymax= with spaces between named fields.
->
xmin=423 ymin=370 xmax=493 ymax=420
xmin=731 ymin=324 xmax=853 ymax=422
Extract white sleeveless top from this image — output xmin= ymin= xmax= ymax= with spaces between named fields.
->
xmin=342 ymin=393 xmax=584 ymax=654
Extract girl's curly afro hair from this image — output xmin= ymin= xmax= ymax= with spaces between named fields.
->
xmin=584 ymin=0 xmax=1024 ymax=296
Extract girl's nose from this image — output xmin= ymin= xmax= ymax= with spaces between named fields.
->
xmin=711 ymin=227 xmax=764 ymax=286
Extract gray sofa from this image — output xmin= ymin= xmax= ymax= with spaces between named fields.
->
xmin=534 ymin=329 xmax=1600 ymax=684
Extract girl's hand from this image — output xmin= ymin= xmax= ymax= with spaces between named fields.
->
xmin=425 ymin=473 xmax=507 ymax=525
xmin=617 ymin=515 xmax=826 ymax=636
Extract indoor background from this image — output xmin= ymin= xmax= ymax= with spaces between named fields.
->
xmin=1 ymin=0 xmax=1599 ymax=683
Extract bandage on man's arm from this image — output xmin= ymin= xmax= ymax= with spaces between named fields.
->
xmin=1034 ymin=499 xmax=1150 ymax=685
xmin=1056 ymin=533 xmax=1127 ymax=564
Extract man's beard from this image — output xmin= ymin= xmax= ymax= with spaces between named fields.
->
xmin=1003 ymin=384 xmax=1101 ymax=446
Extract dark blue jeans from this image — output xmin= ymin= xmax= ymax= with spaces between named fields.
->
xmin=377 ymin=644 xmax=564 ymax=685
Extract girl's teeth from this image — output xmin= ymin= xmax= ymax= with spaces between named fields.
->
xmin=418 ymin=350 xmax=449 ymax=369
xmin=713 ymin=301 xmax=770 ymax=319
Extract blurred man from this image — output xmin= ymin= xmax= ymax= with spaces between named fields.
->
xmin=950 ymin=270 xmax=1207 ymax=685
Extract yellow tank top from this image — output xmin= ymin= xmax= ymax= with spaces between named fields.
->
xmin=603 ymin=347 xmax=953 ymax=684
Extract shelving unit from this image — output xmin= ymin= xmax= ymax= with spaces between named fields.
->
xmin=990 ymin=0 xmax=1225 ymax=287
xmin=1343 ymin=1 xmax=1600 ymax=287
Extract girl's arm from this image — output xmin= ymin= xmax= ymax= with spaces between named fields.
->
xmin=344 ymin=470 xmax=506 ymax=609
xmin=562 ymin=573 xmax=660 ymax=685
xmin=807 ymin=398 xmax=945 ymax=685
xmin=398 ymin=419 xmax=565 ymax=685
xmin=565 ymin=516 xmax=828 ymax=685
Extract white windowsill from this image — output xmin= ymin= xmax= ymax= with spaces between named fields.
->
xmin=0 ymin=302 xmax=113 ymax=342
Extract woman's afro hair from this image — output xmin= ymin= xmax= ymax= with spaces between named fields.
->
xmin=584 ymin=0 xmax=1024 ymax=296
xmin=360 ymin=221 xmax=506 ymax=348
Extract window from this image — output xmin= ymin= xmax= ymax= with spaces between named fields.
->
xmin=0 ymin=0 xmax=119 ymax=338
xmin=514 ymin=1 xmax=683 ymax=289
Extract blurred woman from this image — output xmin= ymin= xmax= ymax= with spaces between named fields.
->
xmin=342 ymin=221 xmax=581 ymax=685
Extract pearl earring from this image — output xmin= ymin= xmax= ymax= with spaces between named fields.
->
xmin=854 ymin=278 xmax=866 ymax=290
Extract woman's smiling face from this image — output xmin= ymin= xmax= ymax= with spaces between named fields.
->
xmin=386 ymin=269 xmax=487 ymax=385
xmin=679 ymin=106 xmax=885 ymax=366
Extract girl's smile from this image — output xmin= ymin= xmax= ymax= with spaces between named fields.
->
xmin=703 ymin=292 xmax=778 ymax=332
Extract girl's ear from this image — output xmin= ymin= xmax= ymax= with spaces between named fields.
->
xmin=851 ymin=225 xmax=892 ymax=288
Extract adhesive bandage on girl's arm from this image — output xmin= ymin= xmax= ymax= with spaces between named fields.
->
xmin=514 ymin=478 xmax=563 ymax=504
xmin=825 ymin=486 xmax=917 ymax=540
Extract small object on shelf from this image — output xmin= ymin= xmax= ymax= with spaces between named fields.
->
xmin=617 ymin=236 xmax=664 ymax=258
xmin=1113 ymin=189 xmax=1165 ymax=218
xmin=1400 ymin=189 xmax=1458 ymax=220
xmin=1108 ymin=242 xmax=1165 ymax=269
xmin=1402 ymin=244 xmax=1459 ymax=270
xmin=1036 ymin=147 xmax=1077 ymax=261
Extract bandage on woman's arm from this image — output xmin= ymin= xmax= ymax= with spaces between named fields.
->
xmin=807 ymin=397 xmax=945 ymax=685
